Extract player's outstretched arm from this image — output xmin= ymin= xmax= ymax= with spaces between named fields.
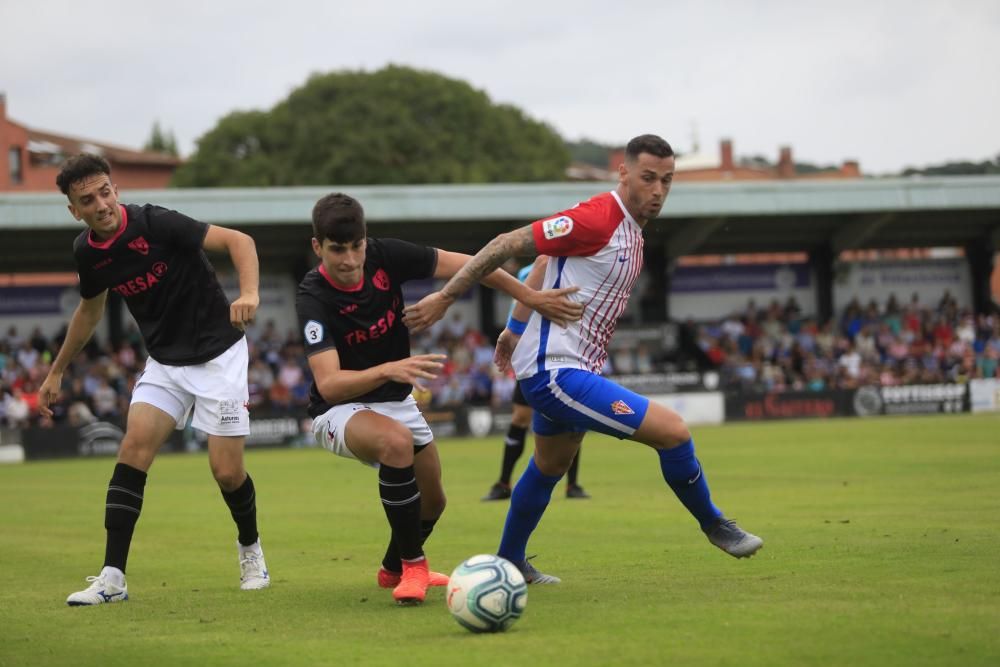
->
xmin=39 ymin=291 xmax=108 ymax=418
xmin=430 ymin=250 xmax=582 ymax=327
xmin=203 ymin=225 xmax=260 ymax=330
xmin=494 ymin=257 xmax=549 ymax=372
xmin=511 ymin=256 xmax=550 ymax=324
xmin=307 ymin=348 xmax=446 ymax=405
xmin=403 ymin=225 xmax=537 ymax=332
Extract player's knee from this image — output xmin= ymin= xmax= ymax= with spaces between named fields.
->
xmin=649 ymin=415 xmax=691 ymax=450
xmin=662 ymin=421 xmax=691 ymax=449
xmin=533 ymin=452 xmax=572 ymax=476
xmin=211 ymin=466 xmax=245 ymax=491
xmin=376 ymin=426 xmax=414 ymax=465
xmin=117 ymin=434 xmax=156 ymax=469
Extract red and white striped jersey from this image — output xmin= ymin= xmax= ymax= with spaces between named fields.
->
xmin=512 ymin=190 xmax=644 ymax=379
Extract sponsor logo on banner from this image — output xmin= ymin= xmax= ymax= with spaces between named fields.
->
xmin=77 ymin=422 xmax=126 ymax=457
xmin=744 ymin=394 xmax=838 ymax=420
xmin=542 ymin=216 xmax=573 ymax=240
xmin=970 ymin=379 xmax=1000 ymax=413
xmin=876 ymin=384 xmax=967 ymax=415
xmin=852 ymin=386 xmax=883 ymax=417
xmin=245 ymin=416 xmax=302 ymax=447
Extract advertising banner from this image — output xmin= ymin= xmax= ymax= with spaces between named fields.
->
xmin=725 ymin=390 xmax=855 ymax=421
xmin=970 ymin=379 xmax=1000 ymax=413
xmin=725 ymin=384 xmax=970 ymax=421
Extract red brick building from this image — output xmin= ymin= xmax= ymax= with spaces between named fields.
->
xmin=608 ymin=138 xmax=861 ymax=181
xmin=0 ymin=93 xmax=181 ymax=192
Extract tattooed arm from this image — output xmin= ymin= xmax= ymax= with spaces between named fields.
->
xmin=402 ymin=225 xmax=538 ymax=332
xmin=443 ymin=225 xmax=537 ymax=302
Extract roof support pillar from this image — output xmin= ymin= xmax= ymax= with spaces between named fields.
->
xmin=966 ymin=239 xmax=994 ymax=315
xmin=809 ymin=243 xmax=835 ymax=325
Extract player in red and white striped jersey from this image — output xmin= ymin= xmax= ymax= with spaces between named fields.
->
xmin=405 ymin=135 xmax=763 ymax=583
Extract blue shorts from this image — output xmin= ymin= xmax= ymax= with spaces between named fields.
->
xmin=519 ymin=369 xmax=649 ymax=439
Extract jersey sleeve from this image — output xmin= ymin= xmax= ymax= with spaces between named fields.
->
xmin=77 ymin=272 xmax=104 ymax=299
xmin=296 ymin=287 xmax=337 ymax=357
xmin=144 ymin=205 xmax=209 ymax=250
xmin=530 ymin=195 xmax=616 ymax=257
xmin=73 ymin=236 xmax=104 ymax=299
xmin=377 ymin=238 xmax=438 ymax=282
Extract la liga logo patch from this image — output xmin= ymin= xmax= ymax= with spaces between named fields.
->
xmin=541 ymin=216 xmax=573 ymax=240
xmin=610 ymin=400 xmax=634 ymax=415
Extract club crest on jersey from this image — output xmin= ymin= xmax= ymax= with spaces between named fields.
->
xmin=304 ymin=320 xmax=324 ymax=344
xmin=372 ymin=268 xmax=390 ymax=291
xmin=127 ymin=236 xmax=149 ymax=255
xmin=542 ymin=216 xmax=573 ymax=240
xmin=610 ymin=399 xmax=634 ymax=416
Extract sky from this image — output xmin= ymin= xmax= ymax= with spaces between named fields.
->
xmin=2 ymin=0 xmax=998 ymax=175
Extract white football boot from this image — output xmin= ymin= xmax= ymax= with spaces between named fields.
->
xmin=239 ymin=540 xmax=270 ymax=590
xmin=66 ymin=570 xmax=129 ymax=606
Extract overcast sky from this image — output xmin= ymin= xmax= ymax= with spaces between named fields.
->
xmin=2 ymin=0 xmax=997 ymax=175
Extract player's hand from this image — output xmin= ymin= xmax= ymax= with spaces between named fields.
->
xmin=494 ymin=329 xmax=521 ymax=373
xmin=38 ymin=372 xmax=63 ymax=419
xmin=402 ymin=292 xmax=455 ymax=332
xmin=386 ymin=354 xmax=447 ymax=390
xmin=230 ymin=293 xmax=259 ymax=330
xmin=523 ymin=286 xmax=583 ymax=328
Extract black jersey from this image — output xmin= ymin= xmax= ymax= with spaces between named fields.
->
xmin=73 ymin=203 xmax=243 ymax=366
xmin=297 ymin=238 xmax=438 ymax=416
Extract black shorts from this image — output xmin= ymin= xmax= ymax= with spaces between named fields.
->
xmin=512 ymin=380 xmax=529 ymax=407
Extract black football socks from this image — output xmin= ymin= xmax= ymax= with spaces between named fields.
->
xmin=103 ymin=463 xmax=147 ymax=572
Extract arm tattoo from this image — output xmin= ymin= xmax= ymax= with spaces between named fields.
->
xmin=441 ymin=225 xmax=536 ymax=300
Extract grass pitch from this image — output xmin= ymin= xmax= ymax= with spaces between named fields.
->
xmin=1 ymin=413 xmax=998 ymax=666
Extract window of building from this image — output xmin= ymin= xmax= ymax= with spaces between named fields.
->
xmin=9 ymin=147 xmax=23 ymax=184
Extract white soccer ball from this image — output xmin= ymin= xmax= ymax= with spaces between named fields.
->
xmin=446 ymin=554 xmax=528 ymax=633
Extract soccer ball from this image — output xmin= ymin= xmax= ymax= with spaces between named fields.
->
xmin=446 ymin=554 xmax=527 ymax=633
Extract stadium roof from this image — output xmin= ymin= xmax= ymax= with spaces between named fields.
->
xmin=2 ymin=176 xmax=998 ymax=272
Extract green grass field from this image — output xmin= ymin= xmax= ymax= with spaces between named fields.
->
xmin=2 ymin=413 xmax=999 ymax=666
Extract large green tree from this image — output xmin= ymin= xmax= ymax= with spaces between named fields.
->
xmin=173 ymin=66 xmax=568 ymax=186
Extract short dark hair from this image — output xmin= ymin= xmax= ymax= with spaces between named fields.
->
xmin=312 ymin=193 xmax=366 ymax=244
xmin=625 ymin=134 xmax=674 ymax=161
xmin=56 ymin=153 xmax=112 ymax=195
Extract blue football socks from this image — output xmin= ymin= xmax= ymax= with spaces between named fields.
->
xmin=657 ymin=439 xmax=722 ymax=529
xmin=498 ymin=457 xmax=561 ymax=563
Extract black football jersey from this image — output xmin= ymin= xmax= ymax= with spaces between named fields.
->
xmin=73 ymin=204 xmax=243 ymax=365
xmin=297 ymin=237 xmax=437 ymax=416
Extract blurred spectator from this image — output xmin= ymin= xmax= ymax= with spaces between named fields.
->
xmin=91 ymin=379 xmax=119 ymax=420
xmin=4 ymin=387 xmax=30 ymax=428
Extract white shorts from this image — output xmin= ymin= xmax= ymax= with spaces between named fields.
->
xmin=311 ymin=395 xmax=433 ymax=467
xmin=131 ymin=337 xmax=250 ymax=437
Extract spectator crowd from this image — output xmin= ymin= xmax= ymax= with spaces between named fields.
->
xmin=3 ymin=290 xmax=999 ymax=429
xmin=700 ymin=292 xmax=1000 ymax=393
